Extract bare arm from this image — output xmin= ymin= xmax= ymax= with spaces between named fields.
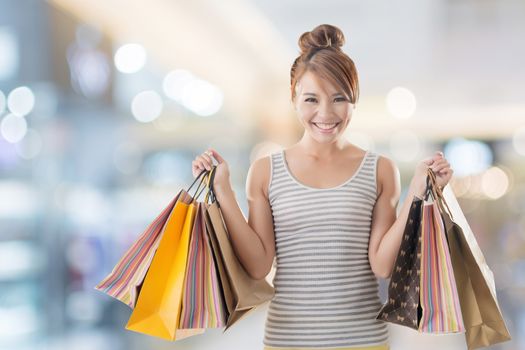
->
xmin=368 ymin=156 xmax=426 ymax=279
xmin=213 ymin=156 xmax=276 ymax=280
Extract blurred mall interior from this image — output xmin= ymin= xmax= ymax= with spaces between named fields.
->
xmin=0 ymin=0 xmax=524 ymax=349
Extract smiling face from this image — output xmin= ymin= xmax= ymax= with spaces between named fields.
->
xmin=293 ymin=70 xmax=355 ymax=143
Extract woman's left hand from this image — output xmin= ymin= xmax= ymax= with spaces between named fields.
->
xmin=430 ymin=152 xmax=454 ymax=189
xmin=411 ymin=151 xmax=454 ymax=197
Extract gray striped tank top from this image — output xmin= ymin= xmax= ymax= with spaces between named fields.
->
xmin=263 ymin=149 xmax=389 ymax=349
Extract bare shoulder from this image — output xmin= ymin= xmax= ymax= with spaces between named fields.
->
xmin=246 ymin=154 xmax=272 ymax=199
xmin=376 ymin=154 xmax=401 ymax=196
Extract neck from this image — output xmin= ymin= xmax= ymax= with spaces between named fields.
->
xmin=297 ymin=132 xmax=349 ymax=158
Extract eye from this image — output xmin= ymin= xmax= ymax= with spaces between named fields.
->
xmin=305 ymin=97 xmax=317 ymax=102
xmin=334 ymin=97 xmax=347 ymax=102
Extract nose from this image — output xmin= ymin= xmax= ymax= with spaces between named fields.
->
xmin=317 ymin=99 xmax=333 ymax=117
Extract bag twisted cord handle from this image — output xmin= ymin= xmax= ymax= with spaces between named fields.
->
xmin=425 ymin=167 xmax=454 ymax=221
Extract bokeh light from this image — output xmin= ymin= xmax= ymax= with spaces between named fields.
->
xmin=386 ymin=86 xmax=417 ymax=119
xmin=7 ymin=86 xmax=35 ymax=117
xmin=181 ymin=78 xmax=223 ymax=116
xmin=67 ymin=46 xmax=111 ymax=99
xmin=163 ymin=69 xmax=194 ymax=102
xmin=482 ymin=166 xmax=510 ymax=199
xmin=113 ymin=43 xmax=147 ymax=74
xmin=444 ymin=138 xmax=493 ymax=177
xmin=131 ymin=90 xmax=163 ymax=122
xmin=1 ymin=113 xmax=27 ymax=143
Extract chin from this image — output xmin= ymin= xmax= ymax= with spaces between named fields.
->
xmin=309 ymin=132 xmax=340 ymax=143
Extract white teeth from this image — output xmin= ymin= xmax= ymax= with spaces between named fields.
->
xmin=313 ymin=122 xmax=338 ymax=130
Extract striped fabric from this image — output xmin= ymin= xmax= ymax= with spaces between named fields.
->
xmin=264 ymin=344 xmax=389 ymax=350
xmin=419 ymin=201 xmax=464 ymax=333
xmin=263 ymin=149 xmax=389 ymax=349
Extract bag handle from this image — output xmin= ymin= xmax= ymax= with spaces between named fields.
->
xmin=187 ymin=168 xmax=211 ymax=200
xmin=203 ymin=166 xmax=217 ymax=204
xmin=424 ymin=167 xmax=454 ymax=221
xmin=188 ymin=166 xmax=219 ymax=204
xmin=185 ymin=164 xmax=220 ymax=206
xmin=197 ymin=165 xmax=219 ymax=206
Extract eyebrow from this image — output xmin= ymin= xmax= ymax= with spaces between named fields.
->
xmin=302 ymin=92 xmax=345 ymax=96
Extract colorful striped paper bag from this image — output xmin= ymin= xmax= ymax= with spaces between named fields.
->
xmin=95 ymin=191 xmax=181 ymax=307
xmin=179 ymin=202 xmax=227 ymax=329
xmin=419 ymin=200 xmax=465 ymax=333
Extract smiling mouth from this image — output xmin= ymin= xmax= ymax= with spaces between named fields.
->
xmin=311 ymin=122 xmax=340 ymax=131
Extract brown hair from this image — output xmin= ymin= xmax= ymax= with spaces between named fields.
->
xmin=290 ymin=24 xmax=359 ymax=104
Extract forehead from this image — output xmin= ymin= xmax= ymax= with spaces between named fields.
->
xmin=296 ymin=71 xmax=341 ymax=95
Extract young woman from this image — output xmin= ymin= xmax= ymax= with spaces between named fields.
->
xmin=192 ymin=24 xmax=453 ymax=350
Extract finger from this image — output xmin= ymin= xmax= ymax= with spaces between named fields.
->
xmin=192 ymin=162 xmax=206 ymax=177
xmin=432 ymin=159 xmax=448 ymax=168
xmin=196 ymin=156 xmax=212 ymax=170
xmin=433 ymin=157 xmax=446 ymax=165
xmin=201 ymin=160 xmax=212 ymax=171
xmin=201 ymin=152 xmax=214 ymax=165
xmin=205 ymin=149 xmax=214 ymax=158
xmin=193 ymin=161 xmax=207 ymax=172
xmin=208 ymin=149 xmax=225 ymax=163
xmin=422 ymin=157 xmax=434 ymax=166
xmin=434 ymin=165 xmax=451 ymax=175
xmin=441 ymin=168 xmax=453 ymax=175
xmin=432 ymin=163 xmax=448 ymax=172
xmin=192 ymin=160 xmax=203 ymax=172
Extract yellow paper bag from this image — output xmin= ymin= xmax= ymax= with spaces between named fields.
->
xmin=125 ymin=190 xmax=198 ymax=340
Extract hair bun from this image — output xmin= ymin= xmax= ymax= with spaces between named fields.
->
xmin=298 ymin=24 xmax=345 ymax=54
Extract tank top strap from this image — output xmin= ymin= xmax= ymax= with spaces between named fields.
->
xmin=355 ymin=150 xmax=380 ymax=197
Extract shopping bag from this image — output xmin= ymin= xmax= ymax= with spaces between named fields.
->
xmin=377 ymin=168 xmax=464 ymax=334
xmin=376 ymin=196 xmax=424 ymax=329
xmin=179 ymin=200 xmax=227 ymax=329
xmin=428 ymin=170 xmax=512 ymax=349
xmin=125 ymin=170 xmax=209 ymax=340
xmin=204 ymin=166 xmax=275 ymax=331
xmin=419 ymin=197 xmax=464 ymax=333
xmin=94 ymin=192 xmax=180 ymax=308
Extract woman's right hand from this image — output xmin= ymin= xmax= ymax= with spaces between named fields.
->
xmin=191 ymin=148 xmax=231 ymax=192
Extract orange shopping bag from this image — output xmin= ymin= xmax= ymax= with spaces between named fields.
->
xmin=125 ymin=169 xmax=209 ymax=340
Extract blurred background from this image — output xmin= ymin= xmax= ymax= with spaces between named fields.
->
xmin=0 ymin=0 xmax=524 ymax=349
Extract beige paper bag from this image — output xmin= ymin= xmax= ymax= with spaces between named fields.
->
xmin=204 ymin=201 xmax=275 ymax=331
xmin=434 ymin=182 xmax=511 ymax=349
